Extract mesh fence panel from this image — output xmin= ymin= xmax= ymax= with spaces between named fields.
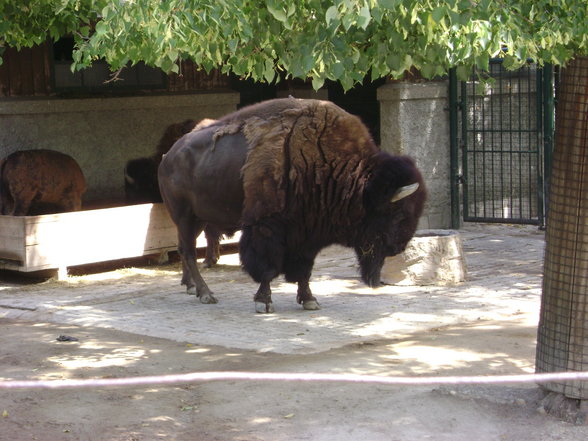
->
xmin=461 ymin=61 xmax=543 ymax=224
xmin=536 ymin=56 xmax=588 ymax=399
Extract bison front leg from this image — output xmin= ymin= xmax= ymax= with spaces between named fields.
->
xmin=285 ymin=256 xmax=320 ymax=310
xmin=254 ymin=281 xmax=274 ymax=313
xmin=240 ymin=221 xmax=284 ymax=313
xmin=296 ymin=280 xmax=320 ymax=311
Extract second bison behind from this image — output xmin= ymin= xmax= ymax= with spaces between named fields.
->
xmin=159 ymin=98 xmax=426 ymax=313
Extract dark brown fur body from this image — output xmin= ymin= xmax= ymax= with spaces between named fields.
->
xmin=159 ymin=98 xmax=426 ymax=312
xmin=0 ymin=149 xmax=86 ymax=216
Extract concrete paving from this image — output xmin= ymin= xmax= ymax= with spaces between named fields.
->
xmin=0 ymin=223 xmax=545 ymax=355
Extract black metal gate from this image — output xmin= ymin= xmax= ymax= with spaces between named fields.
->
xmin=449 ymin=60 xmax=554 ymax=227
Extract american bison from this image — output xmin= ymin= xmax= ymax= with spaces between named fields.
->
xmin=0 ymin=149 xmax=86 ymax=216
xmin=124 ymin=118 xmax=221 ymax=267
xmin=158 ymin=98 xmax=426 ymax=313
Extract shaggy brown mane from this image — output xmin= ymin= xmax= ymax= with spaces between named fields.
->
xmin=220 ymin=99 xmax=379 ymax=225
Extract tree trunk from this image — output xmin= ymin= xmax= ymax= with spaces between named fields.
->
xmin=536 ymin=56 xmax=588 ymax=421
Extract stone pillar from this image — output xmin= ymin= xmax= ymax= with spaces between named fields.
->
xmin=377 ymin=81 xmax=451 ymax=229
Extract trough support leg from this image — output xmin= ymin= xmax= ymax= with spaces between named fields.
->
xmin=56 ymin=266 xmax=68 ymax=280
xmin=157 ymin=250 xmax=170 ymax=265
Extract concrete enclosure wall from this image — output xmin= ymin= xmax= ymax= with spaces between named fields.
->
xmin=378 ymin=81 xmax=451 ymax=229
xmin=0 ymin=92 xmax=240 ymax=202
xmin=1 ymin=87 xmax=452 ymax=227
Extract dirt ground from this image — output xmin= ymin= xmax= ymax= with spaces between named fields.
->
xmin=1 ymin=224 xmax=587 ymax=441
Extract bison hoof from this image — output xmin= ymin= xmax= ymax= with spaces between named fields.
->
xmin=186 ymin=286 xmax=197 ymax=295
xmin=302 ymin=300 xmax=321 ymax=311
xmin=255 ymin=302 xmax=275 ymax=314
xmin=199 ymin=293 xmax=218 ymax=304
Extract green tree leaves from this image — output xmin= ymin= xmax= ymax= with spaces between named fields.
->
xmin=1 ymin=0 xmax=587 ymax=89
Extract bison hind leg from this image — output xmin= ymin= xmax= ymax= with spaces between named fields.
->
xmin=203 ymin=225 xmax=221 ymax=268
xmin=173 ymin=212 xmax=217 ymax=304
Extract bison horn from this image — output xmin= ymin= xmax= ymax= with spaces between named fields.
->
xmin=391 ymin=183 xmax=419 ymax=202
xmin=124 ymin=172 xmax=135 ymax=186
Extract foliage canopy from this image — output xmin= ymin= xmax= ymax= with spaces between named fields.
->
xmin=1 ymin=0 xmax=587 ymax=89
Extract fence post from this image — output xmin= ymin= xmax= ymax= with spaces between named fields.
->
xmin=536 ymin=56 xmax=588 ymax=419
xmin=541 ymin=64 xmax=555 ymax=227
xmin=449 ymin=69 xmax=461 ymax=229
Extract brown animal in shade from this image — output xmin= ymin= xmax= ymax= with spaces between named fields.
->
xmin=0 ymin=149 xmax=86 ymax=216
xmin=124 ymin=118 xmax=217 ymax=203
xmin=124 ymin=118 xmax=221 ymax=267
xmin=158 ymin=98 xmax=426 ymax=313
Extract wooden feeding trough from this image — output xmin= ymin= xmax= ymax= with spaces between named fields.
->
xmin=0 ymin=203 xmax=217 ymax=278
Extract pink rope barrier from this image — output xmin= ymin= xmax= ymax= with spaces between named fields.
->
xmin=2 ymin=370 xmax=588 ymax=390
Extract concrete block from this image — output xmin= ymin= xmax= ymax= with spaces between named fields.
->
xmin=381 ymin=229 xmax=467 ymax=286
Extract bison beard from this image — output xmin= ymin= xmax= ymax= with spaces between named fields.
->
xmin=158 ymin=98 xmax=426 ymax=313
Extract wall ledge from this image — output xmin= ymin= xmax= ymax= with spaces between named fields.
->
xmin=0 ymin=91 xmax=240 ymax=115
xmin=377 ymin=81 xmax=448 ymax=102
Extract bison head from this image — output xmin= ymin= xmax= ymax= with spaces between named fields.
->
xmin=355 ymin=153 xmax=426 ymax=287
xmin=124 ymin=157 xmax=161 ymax=203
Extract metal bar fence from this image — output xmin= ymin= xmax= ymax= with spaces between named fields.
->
xmin=452 ymin=59 xmax=553 ymax=226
